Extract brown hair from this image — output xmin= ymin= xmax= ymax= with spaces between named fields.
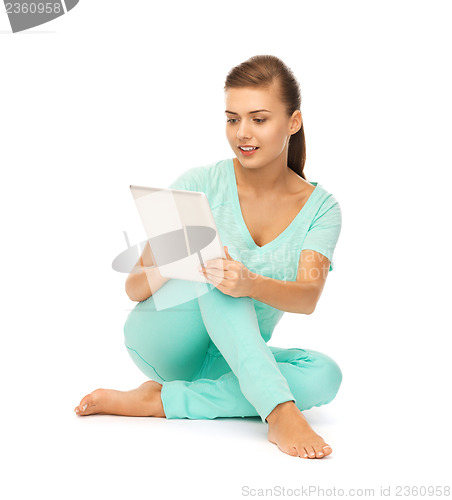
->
xmin=224 ymin=54 xmax=306 ymax=180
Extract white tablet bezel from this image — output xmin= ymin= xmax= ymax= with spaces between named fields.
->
xmin=130 ymin=184 xmax=225 ymax=283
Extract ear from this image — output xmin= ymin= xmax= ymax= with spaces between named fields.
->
xmin=290 ymin=109 xmax=302 ymax=135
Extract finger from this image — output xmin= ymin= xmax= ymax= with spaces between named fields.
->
xmin=204 ymin=259 xmax=222 ymax=270
xmin=224 ymin=246 xmax=233 ymax=260
xmin=205 ymin=259 xmax=232 ymax=271
xmin=204 ymin=273 xmax=225 ymax=287
xmin=204 ymin=268 xmax=230 ymax=279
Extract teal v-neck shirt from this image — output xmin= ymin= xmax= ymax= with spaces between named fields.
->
xmin=168 ymin=158 xmax=342 ymax=343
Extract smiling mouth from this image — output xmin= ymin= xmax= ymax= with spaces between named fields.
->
xmin=238 ymin=146 xmax=259 ymax=151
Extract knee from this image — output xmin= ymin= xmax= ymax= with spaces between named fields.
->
xmin=292 ymin=349 xmax=342 ymax=403
xmin=123 ymin=307 xmax=137 ymax=346
xmin=314 ymin=351 xmax=343 ymax=402
xmin=123 ymin=300 xmax=156 ymax=349
xmin=123 ymin=312 xmax=134 ymax=347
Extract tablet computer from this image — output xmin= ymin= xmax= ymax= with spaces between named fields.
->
xmin=129 ymin=185 xmax=225 ymax=283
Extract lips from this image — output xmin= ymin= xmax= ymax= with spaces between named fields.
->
xmin=238 ymin=146 xmax=259 ymax=156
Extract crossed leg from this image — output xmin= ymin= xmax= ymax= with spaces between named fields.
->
xmin=74 ymin=279 xmax=342 ymax=458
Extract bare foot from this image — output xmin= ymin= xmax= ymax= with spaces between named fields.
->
xmin=74 ymin=380 xmax=165 ymax=418
xmin=266 ymin=401 xmax=333 ymax=459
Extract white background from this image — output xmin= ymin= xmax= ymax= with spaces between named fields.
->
xmin=1 ymin=1 xmax=451 ymax=498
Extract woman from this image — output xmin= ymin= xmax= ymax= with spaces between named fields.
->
xmin=74 ymin=55 xmax=343 ymax=460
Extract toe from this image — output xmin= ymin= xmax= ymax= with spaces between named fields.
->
xmin=322 ymin=445 xmax=333 ymax=457
xmin=81 ymin=403 xmax=97 ymax=415
xmin=75 ymin=395 xmax=92 ymax=415
xmin=306 ymin=446 xmax=316 ymax=459
xmin=314 ymin=444 xmax=325 ymax=458
xmin=300 ymin=447 xmax=309 ymax=459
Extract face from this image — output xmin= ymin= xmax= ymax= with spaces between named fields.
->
xmin=224 ymin=83 xmax=301 ymax=168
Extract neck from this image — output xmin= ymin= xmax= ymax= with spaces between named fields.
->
xmin=233 ymin=157 xmax=293 ymax=196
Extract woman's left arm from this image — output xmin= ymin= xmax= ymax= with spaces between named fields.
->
xmin=199 ymin=247 xmax=330 ymax=314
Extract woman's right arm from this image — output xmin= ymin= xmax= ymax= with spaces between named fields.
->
xmin=125 ymin=241 xmax=170 ymax=302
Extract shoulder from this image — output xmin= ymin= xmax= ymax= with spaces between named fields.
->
xmin=311 ymin=181 xmax=341 ymax=209
xmin=309 ymin=182 xmax=342 ymax=226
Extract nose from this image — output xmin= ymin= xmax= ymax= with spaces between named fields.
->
xmin=237 ymin=120 xmax=252 ymax=141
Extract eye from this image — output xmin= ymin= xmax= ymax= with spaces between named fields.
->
xmin=254 ymin=118 xmax=266 ymax=123
xmin=227 ymin=118 xmax=238 ymax=124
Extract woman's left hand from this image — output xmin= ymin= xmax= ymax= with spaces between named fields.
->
xmin=199 ymin=246 xmax=257 ymax=298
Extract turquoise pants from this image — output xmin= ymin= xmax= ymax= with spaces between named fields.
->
xmin=123 ymin=279 xmax=342 ymax=423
